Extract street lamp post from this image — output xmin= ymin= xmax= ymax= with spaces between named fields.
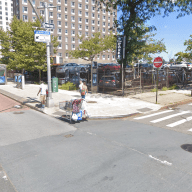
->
xmin=37 ymin=2 xmax=56 ymax=108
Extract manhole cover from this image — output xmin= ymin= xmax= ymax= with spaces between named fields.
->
xmin=86 ymin=101 xmax=97 ymax=103
xmin=13 ymin=111 xmax=24 ymax=114
xmin=181 ymin=144 xmax=192 ymax=153
xmin=64 ymin=134 xmax=73 ymax=138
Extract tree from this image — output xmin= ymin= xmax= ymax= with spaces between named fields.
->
xmin=68 ymin=32 xmax=116 ymax=92
xmin=131 ymin=28 xmax=167 ymax=64
xmin=175 ymin=35 xmax=192 ymax=63
xmin=96 ymin=0 xmax=192 ymax=66
xmin=0 ymin=16 xmax=59 ymax=82
xmin=68 ymin=32 xmax=116 ymax=63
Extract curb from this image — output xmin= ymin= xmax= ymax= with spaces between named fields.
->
xmin=160 ymin=98 xmax=192 ymax=110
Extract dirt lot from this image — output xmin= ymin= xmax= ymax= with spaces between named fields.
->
xmin=128 ymin=90 xmax=192 ymax=107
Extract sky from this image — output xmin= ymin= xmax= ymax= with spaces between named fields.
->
xmin=117 ymin=10 xmax=192 ymax=62
xmin=147 ymin=12 xmax=192 ymax=62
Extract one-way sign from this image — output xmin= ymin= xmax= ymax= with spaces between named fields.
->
xmin=43 ymin=23 xmax=55 ymax=29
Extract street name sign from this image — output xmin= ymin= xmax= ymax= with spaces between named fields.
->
xmin=43 ymin=23 xmax=55 ymax=29
xmin=34 ymin=30 xmax=50 ymax=43
xmin=153 ymin=57 xmax=163 ymax=68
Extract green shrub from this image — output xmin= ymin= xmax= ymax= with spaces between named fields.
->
xmin=59 ymin=82 xmax=77 ymax=90
xmin=150 ymin=88 xmax=157 ymax=92
xmin=168 ymin=84 xmax=179 ymax=90
xmin=161 ymin=87 xmax=168 ymax=91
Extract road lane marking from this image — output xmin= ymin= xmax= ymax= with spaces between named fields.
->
xmin=149 ymin=155 xmax=172 ymax=166
xmin=166 ymin=116 xmax=192 ymax=127
xmin=134 ymin=110 xmax=173 ymax=120
xmin=150 ymin=111 xmax=190 ymax=123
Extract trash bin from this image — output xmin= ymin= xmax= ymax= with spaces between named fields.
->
xmin=52 ymin=77 xmax=58 ymax=92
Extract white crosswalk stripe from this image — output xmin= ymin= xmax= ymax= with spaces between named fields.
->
xmin=150 ymin=111 xmax=190 ymax=123
xmin=167 ymin=116 xmax=192 ymax=127
xmin=134 ymin=110 xmax=173 ymax=120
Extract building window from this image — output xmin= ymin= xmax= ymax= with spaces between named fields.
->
xmin=85 ymin=0 xmax=88 ymax=3
xmin=23 ymin=15 xmax=28 ymax=21
xmin=71 ymin=23 xmax=75 ymax=29
xmin=58 ymin=28 xmax=62 ymax=34
xmin=58 ymin=36 xmax=62 ymax=41
xmin=58 ymin=43 xmax=62 ymax=48
xmin=108 ymin=55 xmax=110 ymax=60
xmin=103 ymin=9 xmax=106 ymax=14
xmin=65 ymin=7 xmax=67 ymax=12
xmin=65 ymin=0 xmax=67 ymax=5
xmin=85 ymin=19 xmax=88 ymax=24
xmin=102 ymin=28 xmax=105 ymax=33
xmin=72 ymin=37 xmax=75 ymax=43
xmin=49 ymin=12 xmax=53 ymax=17
xmin=65 ymin=44 xmax=68 ymax=50
xmin=92 ymin=27 xmax=95 ymax=31
xmin=71 ymin=1 xmax=75 ymax=7
xmin=65 ymin=37 xmax=68 ymax=42
xmin=98 ymin=21 xmax=100 ymax=25
xmin=102 ymin=55 xmax=105 ymax=60
xmin=92 ymin=0 xmax=95 ymax=4
xmin=40 ymin=10 xmax=44 ymax=16
xmin=58 ymin=52 xmax=62 ymax=57
xmin=85 ymin=5 xmax=88 ymax=10
xmin=57 ymin=13 xmax=61 ymax=19
xmin=92 ymin=13 xmax=95 ymax=18
xmin=71 ymin=30 xmax=75 ymax=36
xmin=50 ymin=20 xmax=54 ymax=24
xmin=78 ymin=10 xmax=82 ymax=16
xmin=92 ymin=6 xmax=95 ymax=11
xmin=65 ymin=15 xmax=67 ymax=20
xmin=103 ymin=22 xmax=105 ymax=27
xmin=78 ymin=17 xmax=82 ymax=23
xmin=103 ymin=16 xmax=106 ymax=20
xmin=57 ymin=6 xmax=61 ymax=11
xmin=22 ymin=0 xmax=27 ymax=4
xmin=92 ymin=20 xmax=95 ymax=25
xmin=78 ymin=24 xmax=82 ymax=30
xmin=65 ymin=53 xmax=68 ymax=58
xmin=97 ymin=55 xmax=100 ymax=59
xmin=23 ymin=6 xmax=28 ymax=13
xmin=78 ymin=3 xmax=82 ymax=8
xmin=71 ymin=9 xmax=75 ymax=14
xmin=57 ymin=0 xmax=61 ymax=4
xmin=85 ymin=26 xmax=88 ymax=30
xmin=58 ymin=21 xmax=61 ymax=26
xmin=78 ymin=31 xmax=82 ymax=36
xmin=39 ymin=1 xmax=44 ymax=6
xmin=85 ymin=32 xmax=88 ymax=37
xmin=98 ymin=14 xmax=100 ymax=19
xmin=71 ymin=16 xmax=75 ymax=22
xmin=85 ymin=12 xmax=88 ymax=17
xmin=72 ymin=44 xmax=75 ymax=50
xmin=65 ymin=22 xmax=68 ymax=27
xmin=32 ymin=17 xmax=36 ymax=22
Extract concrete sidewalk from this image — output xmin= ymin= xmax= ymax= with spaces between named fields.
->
xmin=0 ymin=82 xmax=163 ymax=119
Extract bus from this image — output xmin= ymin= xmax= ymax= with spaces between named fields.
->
xmin=0 ymin=64 xmax=7 ymax=85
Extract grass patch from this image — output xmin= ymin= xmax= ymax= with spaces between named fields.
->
xmin=168 ymin=84 xmax=179 ymax=90
xmin=59 ymin=82 xmax=77 ymax=90
xmin=150 ymin=88 xmax=157 ymax=92
xmin=159 ymin=94 xmax=165 ymax=96
xmin=161 ymin=87 xmax=168 ymax=91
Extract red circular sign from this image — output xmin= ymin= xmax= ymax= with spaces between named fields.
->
xmin=153 ymin=57 xmax=163 ymax=68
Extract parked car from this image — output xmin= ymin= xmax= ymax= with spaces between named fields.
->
xmin=98 ymin=63 xmax=120 ymax=74
xmin=98 ymin=75 xmax=120 ymax=90
xmin=169 ymin=62 xmax=192 ymax=71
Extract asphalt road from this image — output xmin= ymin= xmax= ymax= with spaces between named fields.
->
xmin=1 ymin=94 xmax=192 ymax=192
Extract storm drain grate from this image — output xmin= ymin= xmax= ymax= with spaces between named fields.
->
xmin=13 ymin=111 xmax=24 ymax=114
xmin=181 ymin=144 xmax=192 ymax=153
xmin=64 ymin=134 xmax=74 ymax=138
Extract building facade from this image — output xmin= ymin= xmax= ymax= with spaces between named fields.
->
xmin=0 ymin=0 xmax=13 ymax=58
xmin=13 ymin=0 xmax=117 ymax=64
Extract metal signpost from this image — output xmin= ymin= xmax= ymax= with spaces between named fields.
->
xmin=116 ymin=35 xmax=126 ymax=95
xmin=153 ymin=57 xmax=163 ymax=104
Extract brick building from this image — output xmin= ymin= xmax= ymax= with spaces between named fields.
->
xmin=13 ymin=0 xmax=117 ymax=64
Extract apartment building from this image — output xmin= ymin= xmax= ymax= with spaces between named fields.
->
xmin=13 ymin=0 xmax=117 ymax=64
xmin=0 ymin=0 xmax=13 ymax=58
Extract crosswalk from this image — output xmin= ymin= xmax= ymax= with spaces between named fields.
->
xmin=134 ymin=109 xmax=192 ymax=130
